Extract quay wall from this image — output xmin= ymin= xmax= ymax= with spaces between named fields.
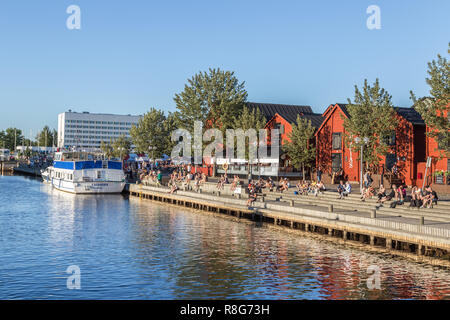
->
xmin=0 ymin=161 xmax=19 ymax=173
xmin=129 ymin=184 xmax=450 ymax=267
xmin=13 ymin=165 xmax=42 ymax=177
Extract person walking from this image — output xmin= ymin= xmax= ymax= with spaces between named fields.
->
xmin=317 ymin=167 xmax=322 ymax=183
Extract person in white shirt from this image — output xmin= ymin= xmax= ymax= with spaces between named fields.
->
xmin=343 ymin=181 xmax=352 ymax=197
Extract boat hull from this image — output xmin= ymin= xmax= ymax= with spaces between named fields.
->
xmin=51 ymin=178 xmax=126 ymax=194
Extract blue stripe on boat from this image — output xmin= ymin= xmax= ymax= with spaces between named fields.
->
xmin=54 ymin=161 xmax=75 ymax=170
xmin=108 ymin=161 xmax=122 ymax=170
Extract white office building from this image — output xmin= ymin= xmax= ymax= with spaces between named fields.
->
xmin=57 ymin=110 xmax=141 ymax=151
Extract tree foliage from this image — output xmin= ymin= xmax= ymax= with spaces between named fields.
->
xmin=100 ymin=140 xmax=114 ymax=159
xmin=130 ymin=108 xmax=169 ymax=158
xmin=0 ymin=128 xmax=24 ymax=150
xmin=111 ymin=135 xmax=131 ymax=158
xmin=231 ymin=106 xmax=266 ymax=160
xmin=36 ymin=126 xmax=57 ymax=147
xmin=233 ymin=106 xmax=266 ymax=131
xmin=343 ymin=79 xmax=398 ymax=167
xmin=411 ymin=43 xmax=450 ymax=156
xmin=283 ymin=116 xmax=316 ymax=177
xmin=173 ymin=68 xmax=248 ymax=134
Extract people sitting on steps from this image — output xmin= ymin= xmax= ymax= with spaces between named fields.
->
xmin=337 ymin=180 xmax=345 ymax=199
xmin=247 ymin=184 xmax=257 ymax=207
xmin=361 ymin=185 xmax=375 ymax=202
xmin=313 ymin=181 xmax=326 ymax=197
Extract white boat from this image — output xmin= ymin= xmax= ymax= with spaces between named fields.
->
xmin=47 ymin=152 xmax=126 ymax=194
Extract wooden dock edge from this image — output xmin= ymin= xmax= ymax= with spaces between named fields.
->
xmin=128 ymin=184 xmax=450 ymax=268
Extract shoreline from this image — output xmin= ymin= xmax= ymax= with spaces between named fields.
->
xmin=128 ymin=183 xmax=450 ymax=268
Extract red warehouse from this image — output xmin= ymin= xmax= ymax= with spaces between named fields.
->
xmin=419 ymin=104 xmax=449 ymax=191
xmin=315 ymin=103 xmax=427 ymax=187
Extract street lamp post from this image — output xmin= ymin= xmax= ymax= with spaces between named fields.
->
xmin=148 ymin=146 xmax=155 ymax=162
xmin=118 ymin=147 xmax=125 ymax=162
xmin=354 ymin=136 xmax=369 ymax=193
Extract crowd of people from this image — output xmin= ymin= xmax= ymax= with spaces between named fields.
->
xmin=133 ymin=162 xmax=440 ymax=209
xmin=296 ymin=180 xmax=326 ymax=197
xmin=358 ymin=182 xmax=438 ymax=208
xmin=167 ymin=168 xmax=208 ymax=194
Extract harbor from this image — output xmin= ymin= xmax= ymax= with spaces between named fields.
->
xmin=1 ymin=173 xmax=450 ymax=300
xmin=129 ymin=182 xmax=450 ymax=267
xmin=0 ymin=1 xmax=449 ymax=303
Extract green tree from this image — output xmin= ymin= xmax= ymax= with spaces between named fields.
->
xmin=173 ymin=68 xmax=248 ymax=134
xmin=0 ymin=128 xmax=23 ymax=151
xmin=112 ymin=134 xmax=131 ymax=159
xmin=232 ymin=105 xmax=266 ymax=160
xmin=343 ymin=79 xmax=398 ymax=168
xmin=233 ymin=106 xmax=266 ymax=132
xmin=283 ymin=116 xmax=316 ymax=179
xmin=0 ymin=131 xmax=5 ymax=149
xmin=162 ymin=111 xmax=180 ymax=156
xmin=36 ymin=126 xmax=56 ymax=147
xmin=100 ymin=140 xmax=114 ymax=159
xmin=411 ymin=43 xmax=450 ymax=157
xmin=130 ymin=108 xmax=168 ymax=158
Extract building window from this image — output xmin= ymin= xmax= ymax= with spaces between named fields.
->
xmin=437 ymin=133 xmax=450 ymax=152
xmin=332 ymin=133 xmax=342 ymax=150
xmin=383 ymin=131 xmax=396 ymax=146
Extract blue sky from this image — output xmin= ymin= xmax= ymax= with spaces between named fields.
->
xmin=0 ymin=0 xmax=449 ymax=137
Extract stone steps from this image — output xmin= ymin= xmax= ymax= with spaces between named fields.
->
xmin=261 ymin=192 xmax=450 ymax=223
xmin=265 ymin=189 xmax=450 ymax=209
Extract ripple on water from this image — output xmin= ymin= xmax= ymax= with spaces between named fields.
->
xmin=0 ymin=175 xmax=450 ymax=299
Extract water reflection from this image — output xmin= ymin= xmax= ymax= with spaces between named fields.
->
xmin=0 ymin=175 xmax=449 ymax=299
xmin=129 ymin=198 xmax=450 ymax=300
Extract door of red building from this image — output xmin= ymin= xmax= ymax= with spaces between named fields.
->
xmin=331 ymin=153 xmax=342 ymax=172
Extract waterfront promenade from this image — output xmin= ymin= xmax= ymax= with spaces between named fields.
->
xmin=129 ymin=182 xmax=450 ymax=267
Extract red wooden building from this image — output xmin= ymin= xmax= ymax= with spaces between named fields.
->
xmin=418 ymin=104 xmax=449 ymax=190
xmin=315 ymin=103 xmax=427 ymax=187
xmin=264 ymin=111 xmax=323 ymax=170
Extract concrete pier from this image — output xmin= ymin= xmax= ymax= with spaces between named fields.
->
xmin=129 ymin=183 xmax=450 ymax=267
xmin=12 ymin=164 xmax=44 ymax=177
xmin=0 ymin=161 xmax=19 ymax=174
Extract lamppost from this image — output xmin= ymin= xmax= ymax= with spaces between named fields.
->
xmin=148 ymin=146 xmax=155 ymax=162
xmin=354 ymin=136 xmax=370 ymax=193
xmin=118 ymin=147 xmax=125 ymax=162
xmin=248 ymin=140 xmax=258 ymax=183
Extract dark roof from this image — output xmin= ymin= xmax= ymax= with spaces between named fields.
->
xmin=395 ymin=107 xmax=425 ymax=125
xmin=246 ymin=102 xmax=313 ymax=122
xmin=335 ymin=103 xmax=349 ymax=118
xmin=331 ymin=104 xmax=423 ymax=125
xmin=277 ymin=111 xmax=324 ymax=128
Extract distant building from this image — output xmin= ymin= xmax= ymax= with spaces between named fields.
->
xmin=57 ymin=111 xmax=141 ymax=151
xmin=16 ymin=146 xmax=57 ymax=153
xmin=214 ymin=102 xmax=323 ymax=178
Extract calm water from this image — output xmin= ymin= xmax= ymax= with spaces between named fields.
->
xmin=0 ymin=175 xmax=449 ymax=300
